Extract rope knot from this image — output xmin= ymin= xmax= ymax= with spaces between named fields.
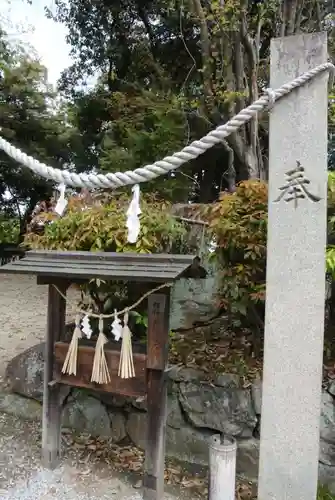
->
xmin=263 ymin=88 xmax=276 ymax=111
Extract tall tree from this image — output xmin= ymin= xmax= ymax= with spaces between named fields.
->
xmin=47 ymin=0 xmax=334 ymax=201
xmin=0 ymin=27 xmax=72 ymax=235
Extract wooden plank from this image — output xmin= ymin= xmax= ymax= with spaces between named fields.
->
xmin=147 ymin=293 xmax=170 ymax=370
xmin=0 ymin=264 xmax=182 ymax=282
xmin=25 ymin=249 xmax=195 ymax=265
xmin=42 ymin=280 xmax=67 ymax=469
xmin=15 ymin=259 xmax=185 ymax=274
xmin=143 ymin=290 xmax=170 ymax=500
xmin=54 ymin=342 xmax=147 ymax=397
xmin=0 ymin=249 xmax=196 ymax=282
xmin=37 ymin=276 xmax=89 ymax=286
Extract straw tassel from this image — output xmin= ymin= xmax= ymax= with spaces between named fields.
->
xmin=62 ymin=314 xmax=82 ymax=376
xmin=91 ymin=316 xmax=111 ymax=384
xmin=118 ymin=310 xmax=135 ymax=379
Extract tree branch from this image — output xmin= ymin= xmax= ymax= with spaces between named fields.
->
xmin=192 ymin=0 xmax=213 ymax=102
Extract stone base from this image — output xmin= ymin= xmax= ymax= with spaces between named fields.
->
xmin=5 ymin=343 xmax=335 ymax=487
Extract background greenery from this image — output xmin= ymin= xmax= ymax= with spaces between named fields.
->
xmin=0 ymin=0 xmax=334 ymax=361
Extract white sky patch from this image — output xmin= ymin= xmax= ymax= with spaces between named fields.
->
xmin=0 ymin=0 xmax=72 ymax=86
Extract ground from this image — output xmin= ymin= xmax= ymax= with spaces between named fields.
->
xmin=0 ymin=412 xmax=180 ymax=500
xmin=0 ymin=274 xmax=196 ymax=499
xmin=0 ymin=273 xmax=80 ymax=381
xmin=0 ymin=273 xmax=255 ymax=499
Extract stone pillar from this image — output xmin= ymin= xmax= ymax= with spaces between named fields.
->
xmin=258 ymin=33 xmax=329 ymax=500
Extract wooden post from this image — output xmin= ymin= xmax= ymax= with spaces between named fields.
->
xmin=143 ymin=291 xmax=170 ymax=500
xmin=258 ymin=33 xmax=328 ymax=500
xmin=42 ymin=280 xmax=67 ymax=469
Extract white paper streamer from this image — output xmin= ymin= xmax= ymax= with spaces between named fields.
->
xmin=111 ymin=310 xmax=123 ymax=341
xmin=126 ymin=184 xmax=141 ymax=243
xmin=81 ymin=314 xmax=93 ymax=339
xmin=54 ymin=183 xmax=68 ymax=216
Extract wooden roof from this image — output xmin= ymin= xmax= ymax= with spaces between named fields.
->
xmin=0 ymin=250 xmax=195 ymax=283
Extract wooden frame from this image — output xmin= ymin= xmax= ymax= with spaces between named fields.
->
xmin=42 ymin=280 xmax=67 ymax=468
xmin=0 ymin=250 xmax=196 ymax=500
xmin=0 ymin=251 xmax=195 ymax=498
xmin=48 ymin=285 xmax=171 ymax=500
xmin=54 ymin=341 xmax=147 ymax=397
xmin=144 ymin=292 xmax=170 ymax=500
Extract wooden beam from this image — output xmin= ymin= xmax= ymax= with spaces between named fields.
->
xmin=143 ymin=291 xmax=170 ymax=500
xmin=42 ymin=280 xmax=67 ymax=469
xmin=54 ymin=342 xmax=147 ymax=397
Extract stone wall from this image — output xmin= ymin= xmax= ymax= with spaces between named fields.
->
xmin=5 ymin=344 xmax=335 ymax=490
xmin=5 ymin=344 xmax=259 ymax=479
xmin=170 ymin=268 xmax=219 ymax=331
xmin=7 ymin=343 xmax=335 ymax=489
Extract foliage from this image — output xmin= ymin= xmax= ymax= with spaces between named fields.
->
xmin=327 ymin=172 xmax=335 ymax=276
xmin=70 ymin=88 xmax=192 ymax=201
xmin=0 ymin=26 xmax=72 ymax=235
xmin=318 ymin=484 xmax=335 ymax=500
xmin=1 ymin=2 xmax=334 ymax=213
xmin=329 ymin=91 xmax=335 ymax=170
xmin=206 ymin=173 xmax=335 ymax=339
xmin=0 ymin=216 xmax=20 ymax=244
xmin=24 ymin=191 xmax=188 ymax=319
xmin=205 ymin=180 xmax=267 ymax=333
xmin=46 ymin=0 xmax=334 ymax=202
xmin=24 ymin=192 xmax=186 ymax=253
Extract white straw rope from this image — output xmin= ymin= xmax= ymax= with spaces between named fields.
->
xmin=0 ymin=63 xmax=333 ymax=190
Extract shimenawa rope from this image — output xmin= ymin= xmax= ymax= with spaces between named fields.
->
xmin=0 ymin=63 xmax=333 ymax=190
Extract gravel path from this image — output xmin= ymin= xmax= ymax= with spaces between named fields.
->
xmin=0 ymin=413 xmax=178 ymax=500
xmin=0 ymin=274 xmax=182 ymax=499
xmin=0 ymin=273 xmax=80 ymax=378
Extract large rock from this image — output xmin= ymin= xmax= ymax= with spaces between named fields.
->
xmin=62 ymin=389 xmax=111 ymax=437
xmin=165 ymin=393 xmax=216 ymax=464
xmin=168 ymin=367 xmax=205 ymax=383
xmin=319 ymin=462 xmax=335 ymax=493
xmin=109 ymin=411 xmax=127 ymax=442
xmin=328 ymin=380 xmax=335 ymax=398
xmin=169 ymin=274 xmax=221 ymax=330
xmin=5 ymin=342 xmax=70 ymax=404
xmin=126 ymin=411 xmax=147 ymax=449
xmin=320 ymin=392 xmax=335 ymax=466
xmin=251 ymin=376 xmax=262 ymax=415
xmin=165 ymin=394 xmax=259 ymax=473
xmin=236 ymin=439 xmax=260 ymax=481
xmin=6 ymin=343 xmax=45 ymax=401
xmin=0 ymin=393 xmax=42 ymax=421
xmin=166 ymin=423 xmax=215 ymax=465
xmin=179 ymin=381 xmax=257 ymax=438
xmin=166 ymin=396 xmax=185 ymax=429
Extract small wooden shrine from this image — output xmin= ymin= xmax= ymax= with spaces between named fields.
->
xmin=0 ymin=249 xmax=195 ymax=500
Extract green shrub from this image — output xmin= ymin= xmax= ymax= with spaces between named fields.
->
xmin=205 ymin=175 xmax=335 ymax=346
xmin=318 ymin=484 xmax=335 ymax=500
xmin=24 ymin=192 xmax=186 ymax=254
xmin=205 ymin=180 xmax=267 ymax=336
xmin=0 ymin=217 xmax=20 ymax=244
xmin=24 ymin=192 xmax=188 ymax=321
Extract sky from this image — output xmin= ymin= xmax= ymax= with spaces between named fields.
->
xmin=0 ymin=0 xmax=72 ymax=85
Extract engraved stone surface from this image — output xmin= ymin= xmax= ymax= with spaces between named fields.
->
xmin=258 ymin=33 xmax=328 ymax=500
xmin=274 ymin=161 xmax=322 ymax=208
